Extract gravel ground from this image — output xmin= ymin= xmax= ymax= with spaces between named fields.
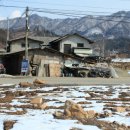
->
xmin=0 ymin=76 xmax=130 ymax=85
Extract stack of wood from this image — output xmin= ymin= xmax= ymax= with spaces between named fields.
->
xmin=49 ymin=63 xmax=61 ymax=77
xmin=30 ymin=54 xmax=62 ymax=77
xmin=38 ymin=63 xmax=61 ymax=77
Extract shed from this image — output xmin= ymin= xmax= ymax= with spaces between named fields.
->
xmin=0 ymin=47 xmax=82 ymax=76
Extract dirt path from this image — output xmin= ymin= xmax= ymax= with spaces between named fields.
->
xmin=0 ymin=76 xmax=130 ymax=85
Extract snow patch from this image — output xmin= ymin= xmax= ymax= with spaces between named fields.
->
xmin=87 ymin=28 xmax=103 ymax=35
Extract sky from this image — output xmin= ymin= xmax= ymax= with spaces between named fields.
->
xmin=0 ymin=0 xmax=130 ymax=20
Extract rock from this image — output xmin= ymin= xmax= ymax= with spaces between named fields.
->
xmin=86 ymin=110 xmax=96 ymax=118
xmin=33 ymin=79 xmax=45 ymax=85
xmin=121 ymin=123 xmax=128 ymax=129
xmin=30 ymin=97 xmax=47 ymax=109
xmin=64 ymin=100 xmax=88 ymax=119
xmin=30 ymin=97 xmax=43 ymax=106
xmin=77 ymin=101 xmax=92 ymax=104
xmin=19 ymin=82 xmax=33 ymax=87
xmin=39 ymin=103 xmax=47 ymax=110
xmin=54 ymin=100 xmax=96 ymax=120
xmin=112 ymin=107 xmax=126 ymax=113
xmin=126 ymin=113 xmax=130 ymax=116
xmin=33 ymin=104 xmax=39 ymax=107
xmin=126 ymin=107 xmax=130 ymax=111
xmin=79 ymin=118 xmax=129 ymax=130
xmin=53 ymin=111 xmax=64 ymax=119
xmin=70 ymin=127 xmax=83 ymax=130
xmin=3 ymin=120 xmax=16 ymax=130
xmin=97 ymin=111 xmax=112 ymax=118
xmin=104 ymin=111 xmax=112 ymax=117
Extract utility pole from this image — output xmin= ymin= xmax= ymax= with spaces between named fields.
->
xmin=102 ymin=34 xmax=105 ymax=57
xmin=25 ymin=6 xmax=29 ymax=60
xmin=21 ymin=6 xmax=29 ymax=76
xmin=6 ymin=17 xmax=9 ymax=52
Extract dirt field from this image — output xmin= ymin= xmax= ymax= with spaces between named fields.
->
xmin=0 ymin=68 xmax=130 ymax=130
xmin=1 ymin=82 xmax=130 ymax=130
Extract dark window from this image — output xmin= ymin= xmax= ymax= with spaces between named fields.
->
xmin=64 ymin=44 xmax=71 ymax=54
xmin=21 ymin=43 xmax=25 ymax=48
xmin=77 ymin=43 xmax=84 ymax=47
xmin=21 ymin=43 xmax=29 ymax=48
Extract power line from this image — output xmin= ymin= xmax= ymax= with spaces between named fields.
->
xmin=5 ymin=0 xmax=130 ymax=11
xmin=1 ymin=4 xmax=130 ymax=24
xmin=0 ymin=4 xmax=129 ymax=19
xmin=31 ymin=9 xmax=130 ymax=23
xmin=2 ymin=1 xmax=130 ymax=16
xmin=25 ymin=7 xmax=130 ymax=21
xmin=30 ymin=7 xmax=130 ymax=19
xmin=0 ymin=4 xmax=26 ymax=9
xmin=31 ymin=7 xmax=112 ymax=15
xmin=0 ymin=4 xmax=112 ymax=15
xmin=0 ymin=4 xmax=128 ymax=18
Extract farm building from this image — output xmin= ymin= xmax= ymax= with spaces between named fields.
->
xmin=0 ymin=33 xmax=94 ymax=77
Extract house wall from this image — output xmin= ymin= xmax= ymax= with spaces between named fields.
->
xmin=28 ymin=49 xmax=81 ymax=77
xmin=29 ymin=49 xmax=64 ymax=65
xmin=28 ymin=49 xmax=64 ymax=77
xmin=59 ymin=35 xmax=92 ymax=53
xmin=10 ymin=39 xmax=41 ymax=52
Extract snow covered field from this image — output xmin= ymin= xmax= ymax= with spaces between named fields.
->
xmin=0 ymin=84 xmax=130 ymax=130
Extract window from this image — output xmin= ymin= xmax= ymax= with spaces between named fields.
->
xmin=77 ymin=43 xmax=84 ymax=47
xmin=21 ymin=43 xmax=29 ymax=48
xmin=21 ymin=43 xmax=25 ymax=48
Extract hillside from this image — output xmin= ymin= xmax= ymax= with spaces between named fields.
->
xmin=1 ymin=11 xmax=130 ymax=39
xmin=0 ymin=11 xmax=130 ymax=54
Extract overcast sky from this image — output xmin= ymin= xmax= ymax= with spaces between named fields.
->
xmin=0 ymin=0 xmax=130 ymax=19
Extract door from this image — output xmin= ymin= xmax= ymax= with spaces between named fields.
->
xmin=64 ymin=44 xmax=71 ymax=54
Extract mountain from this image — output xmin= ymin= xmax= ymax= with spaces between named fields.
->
xmin=1 ymin=11 xmax=130 ymax=39
xmin=1 ymin=11 xmax=130 ymax=55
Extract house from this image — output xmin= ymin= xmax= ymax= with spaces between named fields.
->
xmin=50 ymin=33 xmax=94 ymax=57
xmin=2 ymin=33 xmax=94 ymax=76
xmin=8 ymin=36 xmax=58 ymax=52
xmin=8 ymin=34 xmax=94 ymax=58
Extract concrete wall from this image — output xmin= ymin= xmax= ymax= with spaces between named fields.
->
xmin=29 ymin=49 xmax=64 ymax=65
xmin=59 ymin=35 xmax=92 ymax=53
xmin=10 ymin=39 xmax=41 ymax=52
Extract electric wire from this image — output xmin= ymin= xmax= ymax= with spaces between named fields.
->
xmin=0 ymin=4 xmax=130 ymax=24
xmin=4 ymin=0 xmax=130 ymax=11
